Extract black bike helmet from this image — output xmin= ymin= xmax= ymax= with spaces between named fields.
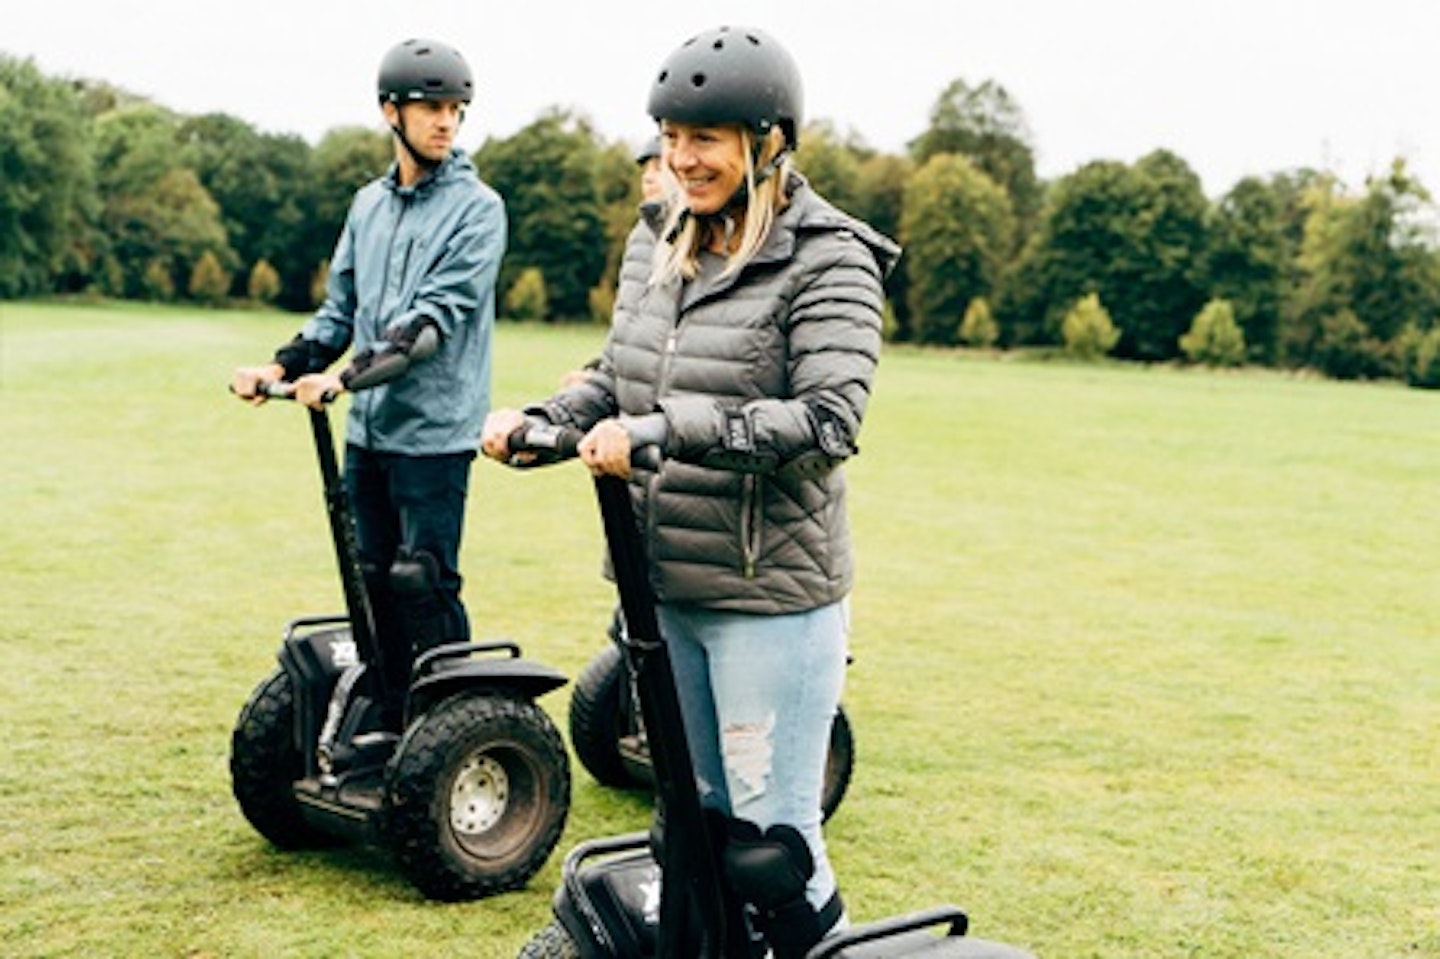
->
xmin=635 ymin=135 xmax=662 ymax=165
xmin=647 ymin=26 xmax=803 ymax=149
xmin=377 ymin=38 xmax=474 ymax=105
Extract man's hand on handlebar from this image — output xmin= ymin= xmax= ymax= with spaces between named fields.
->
xmin=291 ymin=372 xmax=345 ymax=410
xmin=230 ymin=363 xmax=287 ymax=405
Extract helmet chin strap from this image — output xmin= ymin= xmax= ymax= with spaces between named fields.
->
xmin=390 ymin=110 xmax=443 ymax=173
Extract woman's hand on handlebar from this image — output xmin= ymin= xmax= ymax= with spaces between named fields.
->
xmin=481 ymin=408 xmax=529 ymax=462
xmin=578 ymin=419 xmax=633 ymax=478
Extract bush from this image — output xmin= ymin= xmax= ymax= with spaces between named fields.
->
xmin=247 ymin=259 xmax=281 ymax=304
xmin=958 ymin=296 xmax=999 ymax=348
xmin=188 ymin=251 xmax=230 ymax=306
xmin=141 ymin=259 xmax=175 ymax=302
xmin=587 ymin=282 xmax=615 ymax=325
xmin=504 ymin=267 xmax=548 ymax=321
xmin=310 ymin=259 xmax=330 ymax=309
xmin=1062 ymin=292 xmax=1120 ymax=360
xmin=1180 ymin=299 xmax=1246 ymax=367
xmin=1396 ymin=323 xmax=1440 ymax=388
xmin=1313 ymin=309 xmax=1387 ymax=380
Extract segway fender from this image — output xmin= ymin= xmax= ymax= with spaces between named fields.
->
xmin=804 ymin=906 xmax=1035 ymax=958
xmin=408 ymin=640 xmax=567 ymax=714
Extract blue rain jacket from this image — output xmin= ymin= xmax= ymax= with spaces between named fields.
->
xmin=302 ymin=148 xmax=505 ymax=455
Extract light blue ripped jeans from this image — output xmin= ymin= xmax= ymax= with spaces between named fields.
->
xmin=657 ymin=599 xmax=849 ymax=912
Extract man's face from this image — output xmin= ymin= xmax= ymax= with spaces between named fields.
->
xmin=385 ymin=98 xmax=465 ymax=163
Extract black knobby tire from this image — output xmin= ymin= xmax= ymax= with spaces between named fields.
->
xmin=229 ymin=668 xmax=338 ymax=849
xmin=568 ymin=643 xmax=644 ymax=788
xmin=383 ymin=691 xmax=571 ymax=901
xmin=821 ymin=704 xmax=855 ymax=823
xmin=570 ymin=644 xmax=856 ymax=822
xmin=516 ymin=921 xmax=581 ymax=959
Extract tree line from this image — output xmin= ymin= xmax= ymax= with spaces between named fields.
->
xmin=4 ymin=54 xmax=1439 ymax=387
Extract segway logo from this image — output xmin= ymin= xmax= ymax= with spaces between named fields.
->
xmin=330 ymin=638 xmax=360 ymax=668
xmin=640 ymin=874 xmax=661 ymax=924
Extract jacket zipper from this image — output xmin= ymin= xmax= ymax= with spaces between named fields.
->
xmin=740 ymin=474 xmax=761 ymax=578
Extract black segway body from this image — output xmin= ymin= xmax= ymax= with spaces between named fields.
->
xmin=509 ymin=425 xmax=1034 ymax=959
xmin=229 ymin=389 xmax=571 ymax=902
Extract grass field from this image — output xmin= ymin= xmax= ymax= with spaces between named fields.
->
xmin=0 ymin=300 xmax=1436 ymax=958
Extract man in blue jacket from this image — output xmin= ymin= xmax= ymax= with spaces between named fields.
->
xmin=231 ymin=38 xmax=506 ymax=728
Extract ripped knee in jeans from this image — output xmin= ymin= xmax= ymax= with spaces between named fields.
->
xmin=721 ymin=712 xmax=775 ymax=802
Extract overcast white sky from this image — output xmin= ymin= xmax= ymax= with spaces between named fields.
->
xmin=6 ymin=0 xmax=1440 ymax=199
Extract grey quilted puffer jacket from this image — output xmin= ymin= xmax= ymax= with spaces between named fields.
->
xmin=540 ymin=174 xmax=900 ymax=614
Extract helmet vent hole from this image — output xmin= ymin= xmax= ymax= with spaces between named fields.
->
xmin=690 ymin=72 xmax=707 ymax=89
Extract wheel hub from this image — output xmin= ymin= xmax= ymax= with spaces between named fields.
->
xmin=450 ymin=753 xmax=509 ymax=835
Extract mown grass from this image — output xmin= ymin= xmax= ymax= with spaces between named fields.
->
xmin=0 ymin=300 xmax=1435 ymax=958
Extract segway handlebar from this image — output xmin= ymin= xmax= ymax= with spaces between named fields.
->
xmin=506 ymin=422 xmax=662 ymax=472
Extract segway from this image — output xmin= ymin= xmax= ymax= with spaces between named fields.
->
xmin=507 ymin=424 xmax=1034 ymax=959
xmin=227 ymin=344 xmax=571 ymax=902
xmin=569 ymin=614 xmax=855 ymax=822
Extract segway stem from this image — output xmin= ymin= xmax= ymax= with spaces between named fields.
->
xmin=594 ymin=473 xmax=753 ymax=958
xmin=305 ymin=406 xmax=397 ymax=706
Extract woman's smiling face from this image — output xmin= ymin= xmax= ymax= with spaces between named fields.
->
xmin=660 ymin=121 xmax=747 ymax=216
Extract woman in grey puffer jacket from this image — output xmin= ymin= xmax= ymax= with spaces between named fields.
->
xmin=482 ymin=25 xmax=898 ymax=958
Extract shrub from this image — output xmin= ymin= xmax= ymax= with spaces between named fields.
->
xmin=1396 ymin=323 xmax=1440 ymax=388
xmin=587 ymin=282 xmax=615 ymax=325
xmin=188 ymin=251 xmax=230 ymax=306
xmin=958 ymin=296 xmax=1000 ymax=348
xmin=1180 ymin=299 xmax=1247 ymax=367
xmin=310 ymin=259 xmax=330 ymax=309
xmin=1062 ymin=292 xmax=1120 ymax=360
xmin=505 ymin=267 xmax=548 ymax=321
xmin=1313 ymin=309 xmax=1386 ymax=380
xmin=247 ymin=259 xmax=281 ymax=304
xmin=141 ymin=259 xmax=175 ymax=302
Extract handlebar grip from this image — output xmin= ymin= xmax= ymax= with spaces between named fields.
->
xmin=507 ymin=423 xmax=583 ymax=462
xmin=506 ymin=422 xmax=663 ymax=470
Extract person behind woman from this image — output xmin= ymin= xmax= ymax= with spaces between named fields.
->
xmin=482 ymin=24 xmax=898 ymax=959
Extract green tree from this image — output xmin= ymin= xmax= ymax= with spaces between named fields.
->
xmin=93 ymin=104 xmax=235 ymax=299
xmin=1062 ymin=292 xmax=1120 ymax=360
xmin=474 ymin=110 xmax=609 ymax=321
xmin=1180 ymin=299 xmax=1246 ymax=367
xmin=852 ymin=152 xmax=913 ymax=336
xmin=0 ymin=55 xmax=99 ymax=297
xmin=901 ymin=153 xmax=1016 ymax=345
xmin=1003 ymin=152 xmax=1210 ymax=360
xmin=910 ymin=78 xmax=1042 ymax=238
xmin=181 ymin=113 xmax=316 ymax=308
xmin=1283 ymin=161 xmax=1440 ymax=375
xmin=795 ymin=120 xmax=866 ymax=216
xmin=1204 ymin=172 xmax=1313 ymax=363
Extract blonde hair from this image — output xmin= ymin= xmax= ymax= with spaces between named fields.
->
xmin=652 ymin=127 xmax=792 ymax=286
